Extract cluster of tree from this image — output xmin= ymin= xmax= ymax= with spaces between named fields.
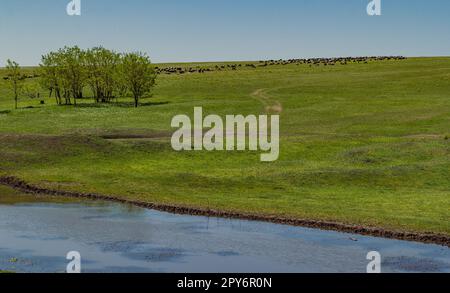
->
xmin=4 ymin=46 xmax=157 ymax=109
xmin=40 ymin=46 xmax=157 ymax=107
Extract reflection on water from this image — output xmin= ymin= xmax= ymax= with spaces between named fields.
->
xmin=0 ymin=186 xmax=449 ymax=273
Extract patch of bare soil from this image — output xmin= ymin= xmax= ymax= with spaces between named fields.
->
xmin=97 ymin=130 xmax=172 ymax=140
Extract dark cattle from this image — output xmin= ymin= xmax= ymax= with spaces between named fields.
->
xmin=151 ymin=56 xmax=406 ymax=75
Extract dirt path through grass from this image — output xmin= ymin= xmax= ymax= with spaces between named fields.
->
xmin=251 ymin=88 xmax=283 ymax=114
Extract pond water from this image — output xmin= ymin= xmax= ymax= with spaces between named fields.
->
xmin=0 ymin=189 xmax=449 ymax=273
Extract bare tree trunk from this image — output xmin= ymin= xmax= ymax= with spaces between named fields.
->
xmin=13 ymin=82 xmax=18 ymax=110
xmin=65 ymin=91 xmax=71 ymax=105
xmin=50 ymin=88 xmax=58 ymax=105
xmin=56 ymin=89 xmax=62 ymax=105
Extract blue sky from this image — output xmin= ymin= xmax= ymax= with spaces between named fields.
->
xmin=0 ymin=0 xmax=449 ymax=66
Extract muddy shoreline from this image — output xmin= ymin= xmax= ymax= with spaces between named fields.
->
xmin=1 ymin=176 xmax=449 ymax=247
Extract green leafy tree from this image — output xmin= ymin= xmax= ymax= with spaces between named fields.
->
xmin=57 ymin=46 xmax=87 ymax=106
xmin=120 ymin=52 xmax=157 ymax=107
xmin=85 ymin=47 xmax=121 ymax=103
xmin=5 ymin=59 xmax=24 ymax=109
xmin=39 ymin=52 xmax=65 ymax=105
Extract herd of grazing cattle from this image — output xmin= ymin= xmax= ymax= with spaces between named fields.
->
xmin=2 ymin=56 xmax=407 ymax=80
xmin=155 ymin=56 xmax=407 ymax=75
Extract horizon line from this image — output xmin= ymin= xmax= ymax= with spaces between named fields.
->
xmin=1 ymin=55 xmax=449 ymax=69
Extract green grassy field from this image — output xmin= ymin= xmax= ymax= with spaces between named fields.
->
xmin=0 ymin=57 xmax=449 ymax=235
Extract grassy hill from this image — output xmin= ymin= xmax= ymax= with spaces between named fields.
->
xmin=0 ymin=57 xmax=449 ymax=235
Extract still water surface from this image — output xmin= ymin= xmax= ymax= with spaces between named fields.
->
xmin=0 ymin=190 xmax=448 ymax=273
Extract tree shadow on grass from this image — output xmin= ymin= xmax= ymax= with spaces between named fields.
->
xmin=116 ymin=101 xmax=170 ymax=108
xmin=71 ymin=101 xmax=170 ymax=108
xmin=13 ymin=106 xmax=43 ymax=111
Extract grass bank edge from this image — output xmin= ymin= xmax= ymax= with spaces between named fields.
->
xmin=1 ymin=175 xmax=449 ymax=247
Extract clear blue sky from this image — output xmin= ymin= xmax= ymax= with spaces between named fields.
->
xmin=0 ymin=0 xmax=449 ymax=66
